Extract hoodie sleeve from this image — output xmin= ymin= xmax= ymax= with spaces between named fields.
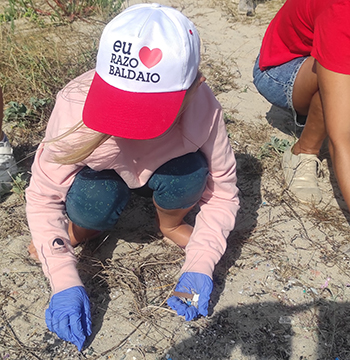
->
xmin=26 ymin=141 xmax=84 ymax=294
xmin=26 ymin=71 xmax=96 ymax=294
xmin=25 ymin=71 xmax=95 ymax=294
xmin=181 ymin=99 xmax=240 ymax=278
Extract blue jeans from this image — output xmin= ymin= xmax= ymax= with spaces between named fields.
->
xmin=65 ymin=151 xmax=209 ymax=230
xmin=253 ymin=54 xmax=308 ymax=126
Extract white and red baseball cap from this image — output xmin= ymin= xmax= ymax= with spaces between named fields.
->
xmin=83 ymin=3 xmax=200 ymax=139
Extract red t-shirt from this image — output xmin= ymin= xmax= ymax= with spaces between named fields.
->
xmin=259 ymin=0 xmax=350 ymax=74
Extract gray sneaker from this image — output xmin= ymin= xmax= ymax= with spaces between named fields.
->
xmin=0 ymin=137 xmax=18 ymax=185
xmin=238 ymin=0 xmax=255 ymax=16
xmin=282 ymin=147 xmax=322 ymax=204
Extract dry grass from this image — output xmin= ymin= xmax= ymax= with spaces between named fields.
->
xmin=0 ymin=21 xmax=100 ymax=102
xmin=201 ymin=55 xmax=239 ymax=96
xmin=210 ymin=0 xmax=287 ymax=25
xmin=76 ymin=238 xmax=185 ymax=318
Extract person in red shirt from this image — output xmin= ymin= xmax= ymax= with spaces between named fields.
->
xmin=253 ymin=0 xmax=350 ymax=207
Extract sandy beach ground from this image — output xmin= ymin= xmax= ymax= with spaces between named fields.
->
xmin=2 ymin=0 xmax=350 ymax=359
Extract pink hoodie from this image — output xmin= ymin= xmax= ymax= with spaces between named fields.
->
xmin=26 ymin=69 xmax=240 ymax=294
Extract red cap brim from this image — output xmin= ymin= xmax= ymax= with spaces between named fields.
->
xmin=83 ymin=73 xmax=186 ymax=139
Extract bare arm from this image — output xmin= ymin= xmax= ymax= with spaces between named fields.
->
xmin=317 ymin=62 xmax=350 ymax=209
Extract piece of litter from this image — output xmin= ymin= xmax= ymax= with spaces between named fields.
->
xmin=310 ymin=287 xmax=318 ymax=295
xmin=279 ymin=316 xmax=293 ymax=325
xmin=172 ymin=291 xmax=194 ymax=300
xmin=172 ymin=291 xmax=199 ymax=308
xmin=321 ymin=277 xmax=331 ymax=289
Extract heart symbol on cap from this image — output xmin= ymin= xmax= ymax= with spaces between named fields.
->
xmin=139 ymin=47 xmax=162 ymax=68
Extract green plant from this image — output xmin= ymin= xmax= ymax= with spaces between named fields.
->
xmin=258 ymin=136 xmax=292 ymax=159
xmin=3 ymin=97 xmax=51 ymax=128
xmin=3 ymin=101 xmax=28 ymax=126
xmin=0 ymin=0 xmax=40 ymax=25
xmin=224 ymin=112 xmax=235 ymax=125
xmin=10 ymin=172 xmax=27 ymax=201
xmin=29 ymin=96 xmax=52 ymax=111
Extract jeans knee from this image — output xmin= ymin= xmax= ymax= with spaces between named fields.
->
xmin=150 ymin=152 xmax=209 ymax=209
xmin=66 ymin=167 xmax=130 ymax=230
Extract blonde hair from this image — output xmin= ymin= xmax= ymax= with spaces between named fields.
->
xmin=46 ymin=121 xmax=111 ymax=165
xmin=49 ymin=71 xmax=202 ymax=165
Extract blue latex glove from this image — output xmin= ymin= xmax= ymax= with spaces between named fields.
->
xmin=167 ymin=272 xmax=213 ymax=321
xmin=45 ymin=286 xmax=92 ymax=351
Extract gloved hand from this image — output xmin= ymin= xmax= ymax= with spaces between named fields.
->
xmin=167 ymin=272 xmax=213 ymax=321
xmin=45 ymin=286 xmax=92 ymax=351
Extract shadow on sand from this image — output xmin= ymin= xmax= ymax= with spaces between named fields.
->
xmin=166 ymin=299 xmax=350 ymax=359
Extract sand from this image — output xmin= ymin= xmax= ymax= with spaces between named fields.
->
xmin=2 ymin=0 xmax=350 ymax=359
